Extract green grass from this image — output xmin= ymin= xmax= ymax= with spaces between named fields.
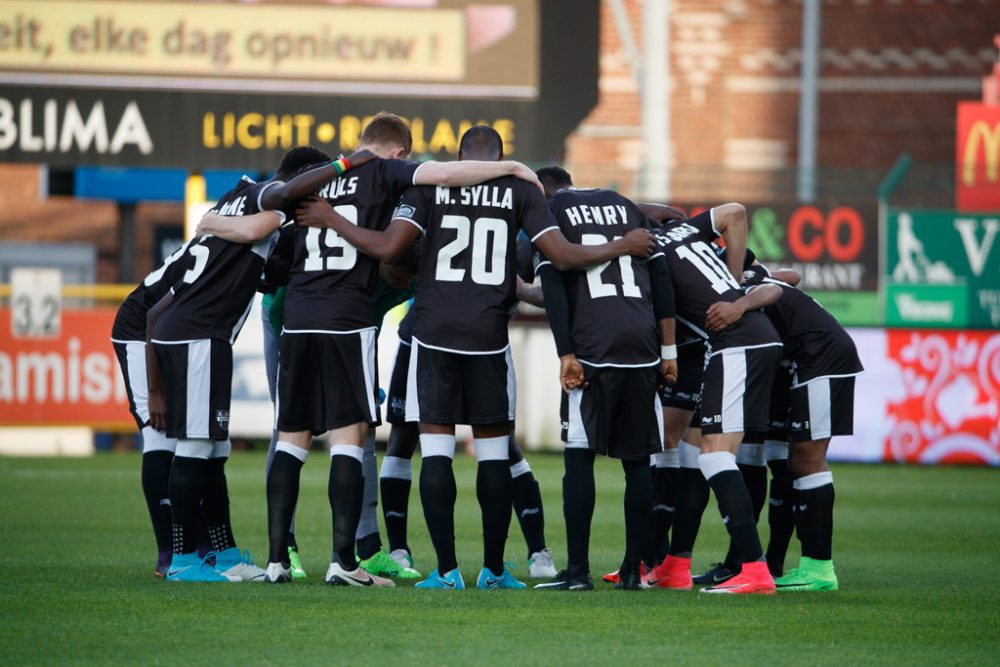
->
xmin=1 ymin=454 xmax=998 ymax=665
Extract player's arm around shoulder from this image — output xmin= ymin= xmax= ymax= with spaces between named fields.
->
xmin=413 ymin=159 xmax=542 ymax=191
xmin=705 ymin=282 xmax=782 ymax=333
xmin=707 ymin=203 xmax=749 ymax=284
xmin=196 ymin=210 xmax=285 ymax=244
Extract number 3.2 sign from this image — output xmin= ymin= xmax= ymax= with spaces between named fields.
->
xmin=11 ymin=268 xmax=62 ymax=338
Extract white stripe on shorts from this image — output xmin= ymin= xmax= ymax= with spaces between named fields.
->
xmin=505 ymin=347 xmax=517 ymax=422
xmin=361 ymin=328 xmax=378 ymax=423
xmin=186 ymin=340 xmax=212 ymax=439
xmin=125 ymin=342 xmax=149 ymax=423
xmin=654 ymin=391 xmax=665 ymax=450
xmin=720 ymin=348 xmax=747 ymax=433
xmin=405 ymin=340 xmax=421 ymax=423
xmin=566 ymin=388 xmax=588 ymax=449
xmin=807 ymin=377 xmax=832 ymax=440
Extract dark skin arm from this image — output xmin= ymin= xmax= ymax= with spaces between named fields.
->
xmin=638 ymin=203 xmax=687 ymax=223
xmin=705 ymin=283 xmax=782 ymax=332
xmin=296 ymin=200 xmax=422 ymax=263
xmin=259 ymin=149 xmax=377 ymax=211
xmin=658 ymin=318 xmax=678 ymax=388
xmin=533 ymin=228 xmax=655 ymax=271
xmin=516 ymin=276 xmax=545 ymax=308
xmin=769 ymin=268 xmax=801 ymax=286
xmin=145 ymin=291 xmax=174 ymax=432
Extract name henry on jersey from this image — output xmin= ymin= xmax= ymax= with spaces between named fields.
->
xmin=564 ymin=204 xmax=629 ymax=227
xmin=436 ymin=185 xmax=513 ymax=209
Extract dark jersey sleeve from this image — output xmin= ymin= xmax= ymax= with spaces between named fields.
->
xmin=380 ymin=159 xmax=422 ymax=198
xmin=648 ymin=255 xmax=676 ymax=320
xmin=260 ymin=225 xmax=294 ymax=292
xmin=517 ymin=182 xmax=560 ymax=242
xmin=687 ymin=210 xmax=720 ymax=242
xmin=516 ymin=235 xmax=535 ymax=283
xmin=537 ymin=263 xmax=574 ymax=356
xmin=391 ymin=186 xmax=430 ymax=233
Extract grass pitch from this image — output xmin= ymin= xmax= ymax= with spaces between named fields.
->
xmin=1 ymin=453 xmax=998 ymax=665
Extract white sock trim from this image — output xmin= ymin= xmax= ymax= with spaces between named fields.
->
xmin=698 ymin=451 xmax=738 ymax=480
xmin=474 ymin=436 xmax=509 ymax=462
xmin=653 ymin=448 xmax=679 ymax=468
xmin=736 ymin=443 xmax=766 ymax=467
xmin=380 ymin=455 xmax=412 ymax=480
xmin=141 ymin=426 xmax=176 ymax=454
xmin=765 ymin=441 xmax=789 ymax=462
xmin=509 ymin=459 xmax=531 ymax=478
xmin=276 ymin=441 xmax=309 ymax=463
xmin=678 ymin=440 xmax=701 ymax=469
xmin=794 ymin=470 xmax=834 ymax=491
xmin=175 ymin=439 xmax=213 ymax=460
xmin=330 ymin=444 xmax=364 ymax=462
xmin=420 ymin=433 xmax=456 ymax=459
xmin=210 ymin=439 xmax=232 ymax=459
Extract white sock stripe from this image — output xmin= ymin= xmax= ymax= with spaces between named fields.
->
xmin=474 ymin=436 xmax=509 ymax=462
xmin=698 ymin=451 xmax=738 ymax=480
xmin=678 ymin=440 xmax=701 ymax=469
xmin=175 ymin=439 xmax=213 ymax=459
xmin=210 ymin=439 xmax=232 ymax=459
xmin=276 ymin=441 xmax=309 ymax=463
xmin=736 ymin=443 xmax=766 ymax=467
xmin=380 ymin=455 xmax=413 ymax=480
xmin=509 ymin=459 xmax=531 ymax=478
xmin=794 ymin=471 xmax=834 ymax=490
xmin=330 ymin=444 xmax=364 ymax=462
xmin=141 ymin=426 xmax=176 ymax=454
xmin=654 ymin=448 xmax=680 ymax=468
xmin=420 ymin=433 xmax=456 ymax=459
xmin=765 ymin=441 xmax=789 ymax=461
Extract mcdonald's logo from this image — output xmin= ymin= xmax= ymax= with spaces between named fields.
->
xmin=961 ymin=120 xmax=1000 ymax=187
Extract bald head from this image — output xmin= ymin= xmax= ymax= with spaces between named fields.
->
xmin=458 ymin=125 xmax=503 ymax=161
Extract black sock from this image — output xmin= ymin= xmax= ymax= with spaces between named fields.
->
xmin=356 ymin=533 xmax=381 ymax=561
xmin=621 ymin=459 xmax=652 ymax=577
xmin=288 ymin=532 xmax=298 ymax=551
xmin=329 ymin=454 xmax=363 ymax=568
xmin=766 ymin=459 xmax=794 ymax=574
xmin=420 ymin=456 xmax=458 ymax=573
xmin=381 ymin=476 xmax=412 ymax=553
xmin=169 ymin=455 xmax=208 ymax=555
xmin=141 ymin=451 xmax=174 ymax=552
xmin=511 ymin=471 xmax=546 ymax=557
xmin=702 ymin=457 xmax=764 ymax=563
xmin=477 ymin=460 xmax=512 ymax=574
xmin=202 ymin=457 xmax=237 ymax=553
xmin=795 ymin=474 xmax=835 ymax=561
xmin=266 ymin=450 xmax=304 ymax=564
xmin=669 ymin=467 xmax=709 ymax=556
xmin=722 ymin=463 xmax=768 ymax=572
xmin=563 ymin=448 xmax=596 ymax=575
xmin=648 ymin=465 xmax=678 ymax=566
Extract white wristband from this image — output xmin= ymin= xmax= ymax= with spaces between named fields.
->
xmin=661 ymin=345 xmax=677 ymax=361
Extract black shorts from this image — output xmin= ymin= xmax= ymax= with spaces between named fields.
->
xmin=405 ymin=339 xmax=515 ymax=426
xmin=277 ymin=330 xmax=380 ymax=435
xmin=386 ymin=339 xmax=411 ymax=426
xmin=659 ymin=341 xmax=705 ymax=410
xmin=152 ymin=338 xmax=232 ymax=440
xmin=788 ymin=375 xmax=857 ymax=443
xmin=764 ymin=359 xmax=793 ymax=442
xmin=560 ymin=365 xmax=664 ymax=461
xmin=699 ymin=343 xmax=782 ymax=435
xmin=112 ymin=340 xmax=148 ymax=430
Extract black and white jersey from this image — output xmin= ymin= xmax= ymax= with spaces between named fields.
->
xmin=744 ymin=265 xmax=863 ymax=386
xmin=652 ymin=212 xmax=778 ymax=351
xmin=282 ymin=158 xmax=422 ymax=332
xmin=396 ymin=176 xmax=558 ymax=353
xmin=112 ymin=238 xmax=200 ymax=342
xmin=153 ymin=177 xmax=282 ymax=344
xmin=536 ymin=188 xmax=661 ymax=367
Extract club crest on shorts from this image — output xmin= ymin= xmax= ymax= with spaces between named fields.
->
xmin=216 ymin=410 xmax=230 ymax=427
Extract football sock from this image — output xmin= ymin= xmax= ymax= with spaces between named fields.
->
xmin=669 ymin=441 xmax=709 ymax=557
xmin=794 ymin=471 xmax=835 ymax=561
xmin=380 ymin=455 xmax=413 ymax=553
xmin=648 ymin=448 xmax=679 ymax=566
xmin=419 ymin=434 xmax=458 ymax=573
xmin=329 ymin=445 xmax=364 ymax=569
xmin=563 ymin=447 xmax=596 ymax=575
xmin=510 ymin=459 xmax=547 ymax=557
xmin=355 ymin=434 xmax=382 ymax=559
xmin=169 ymin=441 xmax=212 ymax=555
xmin=766 ymin=454 xmax=795 ymax=573
xmin=141 ymin=449 xmax=174 ymax=552
xmin=475 ymin=436 xmax=512 ymax=575
xmin=203 ymin=453 xmax=237 ymax=554
xmin=699 ymin=451 xmax=764 ymax=563
xmin=721 ymin=461 xmax=768 ymax=572
xmin=621 ymin=458 xmax=653 ymax=577
xmin=266 ymin=431 xmax=299 ymax=538
xmin=266 ymin=443 xmax=306 ymax=564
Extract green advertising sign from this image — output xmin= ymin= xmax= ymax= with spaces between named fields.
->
xmin=886 ymin=209 xmax=1000 ymax=329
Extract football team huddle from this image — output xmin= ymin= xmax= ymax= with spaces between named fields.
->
xmin=112 ymin=112 xmax=862 ymax=595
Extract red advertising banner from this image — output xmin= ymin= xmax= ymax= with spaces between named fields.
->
xmin=0 ymin=309 xmax=134 ymax=430
xmin=956 ymin=102 xmax=1000 ymax=212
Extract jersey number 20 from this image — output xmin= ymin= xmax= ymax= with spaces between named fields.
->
xmin=435 ymin=215 xmax=507 ymax=286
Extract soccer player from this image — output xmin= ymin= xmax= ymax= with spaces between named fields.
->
xmin=148 ymin=146 xmax=367 ymax=582
xmin=704 ymin=256 xmax=863 ymax=591
xmin=269 ymin=113 xmax=553 ymax=587
xmin=530 ymin=167 xmax=679 ymax=591
xmin=640 ymin=203 xmax=784 ymax=595
xmin=296 ymin=126 xmax=655 ymax=590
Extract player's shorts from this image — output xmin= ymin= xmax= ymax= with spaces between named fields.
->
xmin=386 ymin=339 xmax=411 ymax=426
xmin=112 ymin=340 xmax=149 ymax=430
xmin=152 ymin=338 xmax=233 ymax=440
xmin=277 ymin=329 xmax=380 ymax=434
xmin=787 ymin=375 xmax=857 ymax=442
xmin=699 ymin=343 xmax=783 ymax=436
xmin=561 ymin=365 xmax=664 ymax=461
xmin=764 ymin=359 xmax=793 ymax=442
xmin=405 ymin=339 xmax=515 ymax=426
xmin=659 ymin=342 xmax=705 ymax=411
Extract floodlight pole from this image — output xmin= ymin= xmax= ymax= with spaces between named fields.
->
xmin=641 ymin=0 xmax=669 ymax=201
xmin=797 ymin=0 xmax=821 ymax=202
